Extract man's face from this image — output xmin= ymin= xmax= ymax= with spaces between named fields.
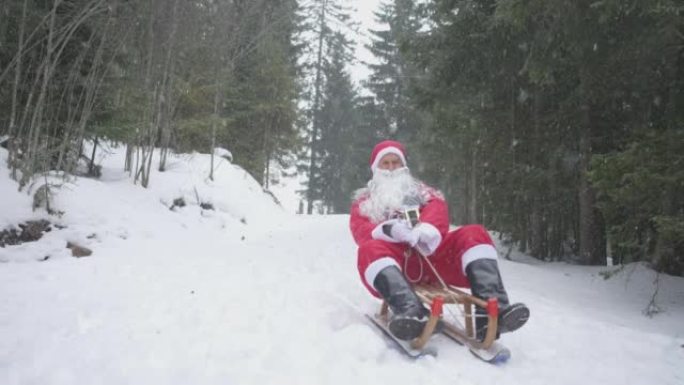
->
xmin=377 ymin=153 xmax=404 ymax=171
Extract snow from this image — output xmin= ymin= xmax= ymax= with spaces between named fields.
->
xmin=1 ymin=145 xmax=683 ymax=385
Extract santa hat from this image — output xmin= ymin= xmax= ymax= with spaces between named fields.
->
xmin=369 ymin=140 xmax=407 ymax=173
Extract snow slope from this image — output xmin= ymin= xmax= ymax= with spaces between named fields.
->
xmin=1 ymin=145 xmax=683 ymax=385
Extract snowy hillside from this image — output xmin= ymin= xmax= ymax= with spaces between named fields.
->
xmin=1 ymin=145 xmax=683 ymax=385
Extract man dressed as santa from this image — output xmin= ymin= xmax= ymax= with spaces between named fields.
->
xmin=350 ymin=140 xmax=530 ymax=341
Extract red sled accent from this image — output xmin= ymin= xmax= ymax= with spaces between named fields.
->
xmin=487 ymin=298 xmax=498 ymax=317
xmin=431 ymin=296 xmax=444 ymax=316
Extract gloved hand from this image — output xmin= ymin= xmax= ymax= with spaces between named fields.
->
xmin=412 ymin=223 xmax=442 ymax=256
xmin=371 ymin=218 xmax=419 ymax=246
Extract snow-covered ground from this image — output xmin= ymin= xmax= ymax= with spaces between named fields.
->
xmin=1 ymin=145 xmax=683 ymax=385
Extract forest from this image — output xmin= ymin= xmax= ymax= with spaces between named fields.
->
xmin=1 ymin=0 xmax=682 ymax=276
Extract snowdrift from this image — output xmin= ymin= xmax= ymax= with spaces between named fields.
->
xmin=1 ymin=144 xmax=683 ymax=385
xmin=0 ymin=144 xmax=284 ymax=263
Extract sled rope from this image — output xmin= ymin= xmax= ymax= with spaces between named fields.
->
xmin=417 ymin=250 xmax=469 ymax=329
xmin=403 ymin=249 xmax=424 ymax=283
xmin=403 ymin=248 xmax=468 ymax=328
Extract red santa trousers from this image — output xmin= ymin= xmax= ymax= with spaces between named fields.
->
xmin=356 ymin=224 xmax=498 ymax=298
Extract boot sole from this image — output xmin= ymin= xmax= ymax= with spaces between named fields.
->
xmin=499 ymin=303 xmax=530 ymax=334
xmin=389 ymin=318 xmax=427 ymax=341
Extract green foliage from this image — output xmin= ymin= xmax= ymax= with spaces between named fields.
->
xmin=223 ymin=19 xmax=300 ymax=183
xmin=92 ymin=78 xmax=150 ymax=143
xmin=0 ymin=0 xmax=302 ymax=187
xmin=315 ymin=33 xmax=377 ymax=213
xmin=300 ymin=0 xmax=358 ymax=213
xmin=590 ymin=129 xmax=684 ymax=275
xmin=175 ymin=116 xmax=230 ymax=154
xmin=389 ymin=0 xmax=684 ymax=273
xmin=366 ymin=0 xmax=425 ymax=142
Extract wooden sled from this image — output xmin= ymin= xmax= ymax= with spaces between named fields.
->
xmin=372 ymin=284 xmax=510 ymax=362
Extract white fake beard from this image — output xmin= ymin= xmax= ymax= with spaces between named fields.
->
xmin=359 ymin=167 xmax=424 ymax=223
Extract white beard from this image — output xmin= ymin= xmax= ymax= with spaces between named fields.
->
xmin=356 ymin=167 xmax=425 ymax=223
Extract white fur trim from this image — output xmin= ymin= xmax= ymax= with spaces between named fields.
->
xmin=414 ymin=222 xmax=442 ymax=256
xmin=370 ymin=147 xmax=407 ymax=173
xmin=364 ymin=257 xmax=400 ymax=287
xmin=461 ymin=244 xmax=498 ymax=275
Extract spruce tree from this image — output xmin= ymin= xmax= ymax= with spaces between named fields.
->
xmin=395 ymin=0 xmax=684 ymax=274
xmin=300 ymin=0 xmax=356 ymax=213
xmin=366 ymin=0 xmax=425 ymax=143
xmin=316 ymin=32 xmax=361 ymax=213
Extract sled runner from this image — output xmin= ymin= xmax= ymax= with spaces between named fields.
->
xmin=368 ymin=284 xmax=511 ymax=364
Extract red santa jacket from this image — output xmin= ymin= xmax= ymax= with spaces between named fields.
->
xmin=349 ymin=185 xmax=450 ymax=247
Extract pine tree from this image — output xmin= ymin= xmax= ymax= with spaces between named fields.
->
xmin=223 ymin=0 xmax=301 ymax=184
xmin=397 ymin=0 xmax=684 ymax=274
xmin=366 ymin=0 xmax=425 ymax=142
xmin=0 ymin=0 xmax=302 ymax=189
xmin=300 ymin=0 xmax=356 ymax=214
xmin=316 ymin=32 xmax=361 ymax=212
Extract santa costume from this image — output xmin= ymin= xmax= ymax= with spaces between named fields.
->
xmin=349 ymin=140 xmax=529 ymax=341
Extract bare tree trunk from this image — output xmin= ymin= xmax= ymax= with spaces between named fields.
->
xmin=468 ymin=145 xmax=477 ymax=223
xmin=264 ymin=113 xmax=281 ymax=189
xmin=124 ymin=143 xmax=133 ymax=173
xmin=529 ymin=87 xmax=547 ymax=259
xmin=72 ymin=14 xmax=111 ymax=169
xmin=5 ymin=0 xmax=28 ymax=178
xmin=59 ymin=2 xmax=112 ymax=173
xmin=306 ymin=0 xmax=328 ymax=214
xmin=578 ymin=95 xmax=604 ymax=265
xmin=8 ymin=0 xmax=28 ymax=141
xmin=262 ymin=114 xmax=273 ymax=188
xmin=264 ymin=150 xmax=271 ymax=189
xmin=137 ymin=0 xmax=157 ymax=187
xmin=209 ymin=77 xmax=220 ymax=181
xmin=88 ymin=136 xmax=98 ymax=175
xmin=21 ymin=0 xmax=60 ymax=189
xmin=134 ymin=142 xmax=141 ymax=182
xmin=143 ymin=127 xmax=155 ymax=187
xmin=158 ymin=0 xmax=180 ymax=172
xmin=11 ymin=0 xmax=109 ymax=187
xmin=530 ymin=201 xmax=541 ymax=258
xmin=0 ymin=0 xmax=8 ymax=44
xmin=15 ymin=63 xmax=41 ymax=175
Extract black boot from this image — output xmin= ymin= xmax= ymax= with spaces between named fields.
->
xmin=466 ymin=259 xmax=530 ymax=341
xmin=373 ymin=265 xmax=430 ymax=341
